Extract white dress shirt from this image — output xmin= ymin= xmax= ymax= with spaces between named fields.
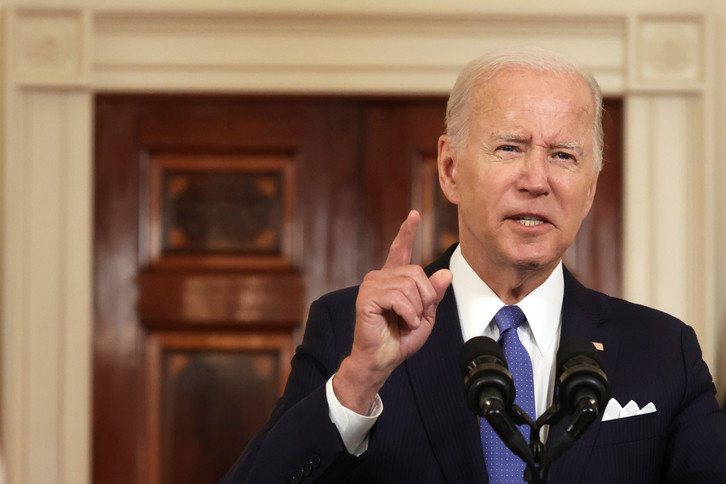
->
xmin=326 ymin=245 xmax=564 ymax=455
xmin=450 ymin=245 xmax=563 ymax=426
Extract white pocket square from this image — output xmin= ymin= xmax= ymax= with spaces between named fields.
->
xmin=602 ymin=398 xmax=657 ymax=422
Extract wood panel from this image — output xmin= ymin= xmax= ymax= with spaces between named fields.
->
xmin=146 ymin=332 xmax=292 ymax=484
xmin=144 ymin=153 xmax=295 ymax=269
xmin=362 ymin=99 xmax=447 ymax=270
xmin=138 ymin=271 xmax=304 ymax=329
xmin=94 ymin=97 xmax=149 ymax=484
xmin=565 ymin=98 xmax=624 ymax=296
xmin=93 ymin=95 xmax=364 ymax=484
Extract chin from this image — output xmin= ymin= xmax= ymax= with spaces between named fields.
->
xmin=505 ymin=242 xmax=563 ymax=270
xmin=512 ymin=259 xmax=548 ymax=272
xmin=508 ymin=251 xmax=559 ymax=272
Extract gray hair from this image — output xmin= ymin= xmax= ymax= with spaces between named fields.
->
xmin=445 ymin=46 xmax=604 ymax=172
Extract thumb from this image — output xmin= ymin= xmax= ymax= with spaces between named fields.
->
xmin=424 ymin=269 xmax=453 ymax=319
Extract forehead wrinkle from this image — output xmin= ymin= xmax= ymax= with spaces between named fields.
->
xmin=490 ymin=130 xmax=584 ymax=151
xmin=494 ymin=133 xmax=531 ymax=143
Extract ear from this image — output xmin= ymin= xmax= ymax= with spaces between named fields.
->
xmin=438 ymin=134 xmax=460 ymax=205
xmin=582 ymin=172 xmax=599 ymax=216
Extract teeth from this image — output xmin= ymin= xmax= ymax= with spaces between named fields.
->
xmin=516 ymin=216 xmax=545 ymax=227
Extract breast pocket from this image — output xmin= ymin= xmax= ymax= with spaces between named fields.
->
xmin=594 ymin=412 xmax=665 ymax=445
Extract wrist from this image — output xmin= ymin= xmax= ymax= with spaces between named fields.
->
xmin=333 ymin=356 xmax=389 ymax=414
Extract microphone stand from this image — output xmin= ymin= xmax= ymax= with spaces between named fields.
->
xmin=537 ymin=397 xmax=600 ymax=481
xmin=484 ymin=399 xmax=600 ymax=483
xmin=503 ymin=404 xmax=545 ymax=484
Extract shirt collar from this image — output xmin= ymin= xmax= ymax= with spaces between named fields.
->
xmin=449 ymin=245 xmax=563 ymax=358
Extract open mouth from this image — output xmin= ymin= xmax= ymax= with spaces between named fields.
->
xmin=513 ymin=215 xmax=546 ymax=227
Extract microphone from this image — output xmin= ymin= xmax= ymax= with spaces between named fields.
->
xmin=556 ymin=338 xmax=610 ymax=417
xmin=460 ymin=336 xmax=533 ymax=466
xmin=460 ymin=336 xmax=514 ymax=415
xmin=545 ymin=338 xmax=610 ymax=465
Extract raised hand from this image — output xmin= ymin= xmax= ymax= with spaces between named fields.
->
xmin=333 ymin=210 xmax=453 ymax=414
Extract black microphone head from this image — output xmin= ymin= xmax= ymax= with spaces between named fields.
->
xmin=460 ymin=336 xmax=506 ymax=377
xmin=556 ymin=337 xmax=610 ymax=412
xmin=460 ymin=336 xmax=515 ymax=416
xmin=556 ymin=337 xmax=603 ymax=377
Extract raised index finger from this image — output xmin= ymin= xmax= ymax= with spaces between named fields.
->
xmin=383 ymin=210 xmax=420 ymax=269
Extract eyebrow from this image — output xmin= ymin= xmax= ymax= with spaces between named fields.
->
xmin=495 ymin=133 xmax=531 ymax=143
xmin=550 ymin=141 xmax=582 ymax=151
xmin=493 ymin=134 xmax=582 ymax=151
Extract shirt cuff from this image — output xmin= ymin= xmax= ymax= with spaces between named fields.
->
xmin=326 ymin=374 xmax=383 ymax=456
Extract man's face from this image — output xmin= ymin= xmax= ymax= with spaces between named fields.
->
xmin=438 ymin=68 xmax=599 ymax=276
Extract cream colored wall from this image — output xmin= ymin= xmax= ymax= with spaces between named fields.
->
xmin=2 ymin=2 xmax=726 ymax=484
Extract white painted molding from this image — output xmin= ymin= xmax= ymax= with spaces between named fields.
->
xmin=634 ymin=16 xmax=704 ymax=87
xmin=2 ymin=89 xmax=93 ymax=484
xmin=11 ymin=7 xmax=90 ymax=87
xmin=624 ymin=96 xmax=694 ymax=317
xmin=89 ymin=11 xmax=627 ymax=94
xmin=1 ymin=7 xmax=716 ymax=484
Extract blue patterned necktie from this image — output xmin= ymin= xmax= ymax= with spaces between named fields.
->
xmin=481 ymin=305 xmax=535 ymax=483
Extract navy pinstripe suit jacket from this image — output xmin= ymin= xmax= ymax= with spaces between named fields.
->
xmin=221 ymin=245 xmax=726 ymax=484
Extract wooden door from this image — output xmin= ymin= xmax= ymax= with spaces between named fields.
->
xmin=93 ymin=95 xmax=622 ymax=484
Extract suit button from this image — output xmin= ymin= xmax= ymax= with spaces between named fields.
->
xmin=302 ymin=461 xmax=313 ymax=476
xmin=291 ymin=470 xmax=303 ymax=483
xmin=311 ymin=455 xmax=321 ymax=468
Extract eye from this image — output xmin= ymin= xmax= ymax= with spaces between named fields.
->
xmin=492 ymin=143 xmax=523 ymax=160
xmin=554 ymin=152 xmax=575 ymax=161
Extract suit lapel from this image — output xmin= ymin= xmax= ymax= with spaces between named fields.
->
xmin=403 ymin=246 xmax=487 ymax=484
xmin=405 ymin=285 xmax=488 ymax=484
xmin=548 ymin=268 xmax=621 ymax=482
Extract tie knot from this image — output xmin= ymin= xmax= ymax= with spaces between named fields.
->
xmin=494 ymin=305 xmax=526 ymax=333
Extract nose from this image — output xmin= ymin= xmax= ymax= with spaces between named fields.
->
xmin=517 ymin=149 xmax=550 ymax=196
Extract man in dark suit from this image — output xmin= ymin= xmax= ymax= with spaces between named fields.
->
xmin=221 ymin=47 xmax=726 ymax=483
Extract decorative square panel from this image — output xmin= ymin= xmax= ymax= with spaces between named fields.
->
xmin=15 ymin=9 xmax=86 ymax=84
xmin=161 ymin=350 xmax=277 ymax=484
xmin=146 ymin=153 xmax=294 ymax=269
xmin=637 ymin=18 xmax=703 ymax=84
xmin=162 ymin=171 xmax=283 ymax=254
xmin=147 ymin=332 xmax=292 ymax=484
